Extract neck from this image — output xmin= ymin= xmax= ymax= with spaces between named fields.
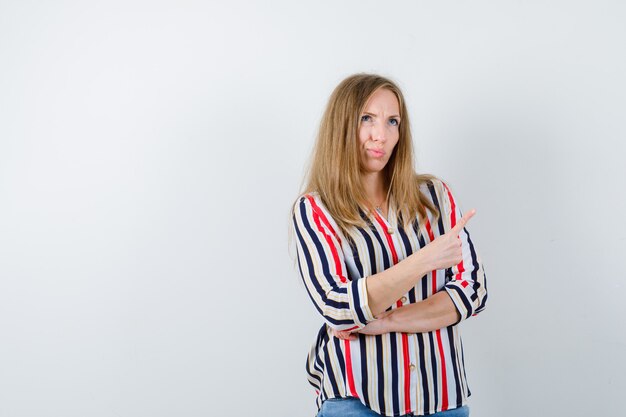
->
xmin=361 ymin=172 xmax=388 ymax=208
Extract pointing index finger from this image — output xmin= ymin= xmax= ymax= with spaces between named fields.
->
xmin=451 ymin=209 xmax=476 ymax=234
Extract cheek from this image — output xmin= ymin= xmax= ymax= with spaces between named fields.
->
xmin=388 ymin=136 xmax=400 ymax=151
xmin=358 ymin=127 xmax=368 ymax=146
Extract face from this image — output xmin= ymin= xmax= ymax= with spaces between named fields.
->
xmin=357 ymin=88 xmax=401 ymax=176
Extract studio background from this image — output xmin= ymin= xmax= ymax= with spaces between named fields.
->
xmin=0 ymin=1 xmax=624 ymax=416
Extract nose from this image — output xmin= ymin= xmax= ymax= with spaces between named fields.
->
xmin=372 ymin=121 xmax=386 ymax=143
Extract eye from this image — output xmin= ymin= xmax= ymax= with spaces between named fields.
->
xmin=389 ymin=118 xmax=399 ymax=127
xmin=360 ymin=114 xmax=372 ymax=123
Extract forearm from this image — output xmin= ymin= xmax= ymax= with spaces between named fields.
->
xmin=365 ymin=252 xmax=430 ymax=317
xmin=365 ymin=208 xmax=476 ymax=319
xmin=373 ymin=291 xmax=461 ymax=334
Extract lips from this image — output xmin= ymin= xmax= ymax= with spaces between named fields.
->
xmin=367 ymin=148 xmax=385 ymax=158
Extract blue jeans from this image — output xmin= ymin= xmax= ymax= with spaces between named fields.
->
xmin=317 ymin=397 xmax=469 ymax=417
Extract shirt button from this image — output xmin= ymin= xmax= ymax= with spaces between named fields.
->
xmin=401 ymin=296 xmax=407 ymax=303
xmin=409 ymin=364 xmax=416 ymax=371
xmin=387 ymin=228 xmax=394 ymax=234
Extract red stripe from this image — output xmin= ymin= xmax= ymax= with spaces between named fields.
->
xmin=435 ymin=330 xmax=448 ymax=409
xmin=400 ymin=332 xmax=411 ymax=413
xmin=374 ymin=211 xmax=411 ymax=413
xmin=424 ymin=218 xmax=449 ymax=411
xmin=442 ymin=182 xmax=457 ymax=225
xmin=306 ymin=195 xmax=342 ymax=244
xmin=305 ymin=195 xmax=357 ymax=397
xmin=424 ymin=220 xmax=436 ymax=295
xmin=373 ymin=212 xmax=398 ymax=264
xmin=344 ymin=339 xmax=358 ymax=397
xmin=442 ymin=183 xmax=466 ymax=282
xmin=306 ymin=195 xmax=347 ymax=283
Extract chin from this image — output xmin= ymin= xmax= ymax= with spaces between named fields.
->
xmin=364 ymin=163 xmax=388 ymax=173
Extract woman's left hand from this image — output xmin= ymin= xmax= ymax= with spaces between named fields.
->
xmin=331 ymin=311 xmax=393 ymax=339
xmin=332 ymin=329 xmax=359 ymax=341
xmin=358 ymin=311 xmax=392 ymax=335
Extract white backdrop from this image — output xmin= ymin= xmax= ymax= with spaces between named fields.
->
xmin=1 ymin=1 xmax=624 ymax=416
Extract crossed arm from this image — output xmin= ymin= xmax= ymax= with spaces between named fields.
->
xmin=333 ymin=204 xmax=473 ymax=339
xmin=293 ymin=186 xmax=485 ymax=336
xmin=334 ymin=291 xmax=461 ymax=340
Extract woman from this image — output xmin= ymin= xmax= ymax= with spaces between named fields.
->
xmin=291 ymin=73 xmax=487 ymax=417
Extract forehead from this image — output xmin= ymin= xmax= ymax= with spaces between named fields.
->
xmin=363 ymin=88 xmax=400 ymax=112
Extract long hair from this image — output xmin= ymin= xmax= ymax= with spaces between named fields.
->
xmin=300 ymin=73 xmax=439 ymax=235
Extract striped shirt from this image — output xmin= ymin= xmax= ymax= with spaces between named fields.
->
xmin=291 ymin=179 xmax=488 ymax=417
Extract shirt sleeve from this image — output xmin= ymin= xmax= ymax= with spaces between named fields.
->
xmin=439 ymin=182 xmax=488 ymax=324
xmin=292 ymin=195 xmax=375 ymax=331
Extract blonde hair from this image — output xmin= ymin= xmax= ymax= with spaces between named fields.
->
xmin=300 ymin=73 xmax=439 ymax=235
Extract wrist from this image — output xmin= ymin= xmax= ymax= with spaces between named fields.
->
xmin=382 ymin=312 xmax=394 ymax=333
xmin=410 ymin=250 xmax=431 ymax=277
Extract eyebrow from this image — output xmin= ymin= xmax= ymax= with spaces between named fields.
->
xmin=362 ymin=111 xmax=401 ymax=119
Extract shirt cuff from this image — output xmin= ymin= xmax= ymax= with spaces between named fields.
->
xmin=444 ymin=282 xmax=475 ymax=324
xmin=348 ymin=277 xmax=375 ymax=328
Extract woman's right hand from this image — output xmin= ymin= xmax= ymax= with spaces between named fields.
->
xmin=416 ymin=209 xmax=476 ymax=272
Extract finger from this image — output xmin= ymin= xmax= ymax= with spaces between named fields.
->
xmin=334 ymin=330 xmax=347 ymax=340
xmin=335 ymin=329 xmax=358 ymax=340
xmin=450 ymin=209 xmax=475 ymax=234
xmin=338 ymin=330 xmax=357 ymax=341
xmin=375 ymin=310 xmax=392 ymax=319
